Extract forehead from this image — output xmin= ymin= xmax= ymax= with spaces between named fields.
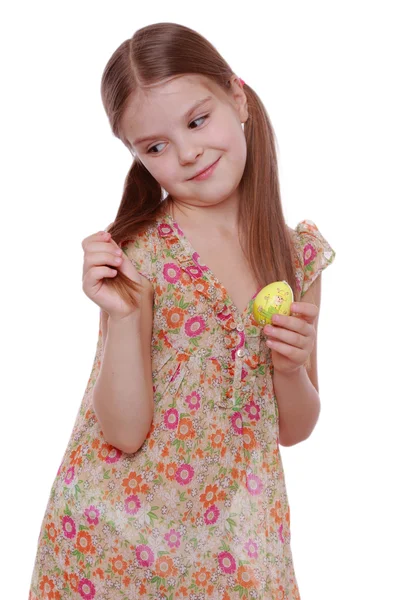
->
xmin=120 ymin=74 xmax=225 ymax=146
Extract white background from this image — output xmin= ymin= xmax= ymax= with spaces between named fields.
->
xmin=2 ymin=1 xmax=399 ymax=598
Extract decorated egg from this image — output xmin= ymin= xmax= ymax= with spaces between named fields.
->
xmin=253 ymin=280 xmax=294 ymax=326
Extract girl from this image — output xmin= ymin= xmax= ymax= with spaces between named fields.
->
xmin=29 ymin=22 xmax=336 ymax=600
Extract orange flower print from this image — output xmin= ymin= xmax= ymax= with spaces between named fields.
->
xmin=68 ymin=573 xmax=79 ymax=592
xmin=210 ymin=428 xmax=225 ymax=448
xmin=97 ymin=443 xmax=122 ymax=464
xmin=270 ymin=500 xmax=283 ymax=525
xmin=242 ymin=427 xmax=257 ymax=451
xmin=154 ymin=555 xmax=178 ymax=578
xmin=122 ymin=471 xmax=143 ymax=495
xmin=70 ymin=445 xmax=82 ymax=466
xmin=166 ymin=306 xmax=185 ymax=329
xmin=111 ymin=554 xmax=128 ymax=575
xmin=200 ymin=484 xmax=219 ymax=508
xmin=39 ymin=576 xmax=57 ymax=599
xmin=194 ymin=566 xmax=210 ymax=587
xmin=176 ymin=417 xmax=196 ymax=440
xmin=237 ymin=564 xmax=259 ymax=589
xmin=45 ymin=522 xmax=58 ymax=543
xmin=75 ymin=531 xmax=95 ymax=555
xmin=193 ymin=279 xmax=210 ymax=299
xmin=165 ymin=462 xmax=178 ymax=481
xmin=272 ymin=584 xmax=285 ymax=600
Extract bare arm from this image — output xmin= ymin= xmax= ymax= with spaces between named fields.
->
xmin=92 ymin=278 xmax=154 ymax=453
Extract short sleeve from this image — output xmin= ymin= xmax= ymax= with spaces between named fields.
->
xmin=120 ymin=227 xmax=158 ymax=285
xmin=294 ymin=219 xmax=336 ymax=298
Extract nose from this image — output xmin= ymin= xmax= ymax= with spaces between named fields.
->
xmin=177 ymin=138 xmax=203 ymax=165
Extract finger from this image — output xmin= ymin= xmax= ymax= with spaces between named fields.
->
xmin=82 ymin=230 xmax=111 ymax=250
xmin=268 ymin=314 xmax=314 ymax=336
xmin=82 ymin=265 xmax=118 ymax=293
xmin=266 ymin=338 xmax=305 ymax=362
xmin=85 ymin=240 xmax=123 ymax=256
xmin=83 ymin=250 xmax=124 ymax=278
xmin=264 ymin=325 xmax=308 ymax=349
xmin=290 ymin=301 xmax=318 ymax=321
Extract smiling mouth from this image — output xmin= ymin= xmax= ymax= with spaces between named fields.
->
xmin=188 ymin=158 xmax=220 ymax=180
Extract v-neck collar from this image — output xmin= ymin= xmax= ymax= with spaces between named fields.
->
xmin=160 ymin=210 xmax=261 ymax=322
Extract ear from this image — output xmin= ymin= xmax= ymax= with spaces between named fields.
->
xmin=229 ymin=74 xmax=249 ymax=125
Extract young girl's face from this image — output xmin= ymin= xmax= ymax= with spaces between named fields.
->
xmin=120 ymin=74 xmax=248 ymax=210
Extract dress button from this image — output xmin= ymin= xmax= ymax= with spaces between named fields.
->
xmin=229 ymin=321 xmax=237 ymax=330
xmin=236 ymin=323 xmax=244 ymax=332
xmin=236 ymin=348 xmax=245 ymax=358
xmin=234 ymin=380 xmax=241 ymax=389
xmin=195 ymin=283 xmax=203 ymax=291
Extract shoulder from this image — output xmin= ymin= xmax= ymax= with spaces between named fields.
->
xmin=121 ymin=222 xmax=160 ymax=285
xmin=287 ymin=219 xmax=336 ymax=298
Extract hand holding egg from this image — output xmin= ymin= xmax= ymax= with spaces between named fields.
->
xmin=253 ymin=280 xmax=318 ymax=375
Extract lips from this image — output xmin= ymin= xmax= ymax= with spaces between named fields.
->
xmin=188 ymin=158 xmax=220 ymax=180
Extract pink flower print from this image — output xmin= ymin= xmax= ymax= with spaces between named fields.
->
xmin=218 ymin=551 xmax=237 ymax=574
xmin=163 ymin=263 xmax=181 ymax=284
xmin=158 ymin=223 xmax=174 ymax=237
xmin=244 ymin=400 xmax=260 ymax=421
xmin=185 ymin=315 xmax=206 ymax=337
xmin=278 ymin=523 xmax=284 ymax=543
xmin=246 ymin=474 xmax=263 ymax=496
xmin=164 ymin=407 xmax=179 ymax=429
xmin=185 ymin=391 xmax=201 ymax=410
xmin=230 ymin=411 xmax=243 ymax=434
xmin=172 ymin=221 xmax=184 ymax=236
xmin=64 ymin=466 xmax=75 ymax=485
xmin=193 ymin=251 xmax=209 ymax=271
xmin=175 ymin=463 xmax=195 ymax=485
xmin=84 ymin=505 xmax=100 ymax=526
xmin=124 ymin=494 xmax=141 ymax=515
xmin=241 ymin=367 xmax=248 ymax=380
xmin=136 ymin=544 xmax=155 ymax=567
xmin=244 ymin=539 xmax=259 ymax=558
xmin=204 ymin=504 xmax=220 ymax=525
xmin=184 ymin=264 xmax=203 ymax=279
xmin=165 ymin=528 xmax=182 ymax=549
xmin=303 ymin=243 xmax=317 ymax=266
xmin=62 ymin=515 xmax=76 ymax=539
xmin=78 ymin=578 xmax=96 ymax=600
xmin=98 ymin=444 xmax=122 ymax=463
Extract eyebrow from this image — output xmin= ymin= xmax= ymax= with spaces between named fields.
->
xmin=132 ymin=95 xmax=213 ymax=146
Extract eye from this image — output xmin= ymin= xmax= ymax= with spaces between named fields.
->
xmin=189 ymin=113 xmax=209 ymax=129
xmin=146 ymin=113 xmax=210 ymax=154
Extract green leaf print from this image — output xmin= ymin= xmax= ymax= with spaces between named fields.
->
xmin=72 ymin=549 xmax=85 ymax=563
xmin=103 ymin=469 xmax=110 ymax=479
xmin=147 ymin=510 xmax=159 ymax=526
xmin=233 ymin=584 xmax=247 ymax=598
xmin=226 ymin=517 xmax=237 ymax=534
xmin=138 ymin=532 xmax=147 ymax=545
xmin=221 ymin=540 xmax=230 ymax=552
xmin=178 ymin=297 xmax=190 ymax=309
xmin=65 ymin=504 xmax=72 ymax=516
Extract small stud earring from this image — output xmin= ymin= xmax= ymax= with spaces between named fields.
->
xmin=241 ymin=122 xmax=245 ymax=130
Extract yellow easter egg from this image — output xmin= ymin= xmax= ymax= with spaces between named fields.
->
xmin=252 ymin=280 xmax=294 ymax=326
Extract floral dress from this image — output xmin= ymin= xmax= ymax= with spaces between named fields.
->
xmin=28 ymin=214 xmax=336 ymax=600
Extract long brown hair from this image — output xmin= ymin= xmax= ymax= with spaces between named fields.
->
xmin=100 ymin=22 xmax=300 ymax=309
